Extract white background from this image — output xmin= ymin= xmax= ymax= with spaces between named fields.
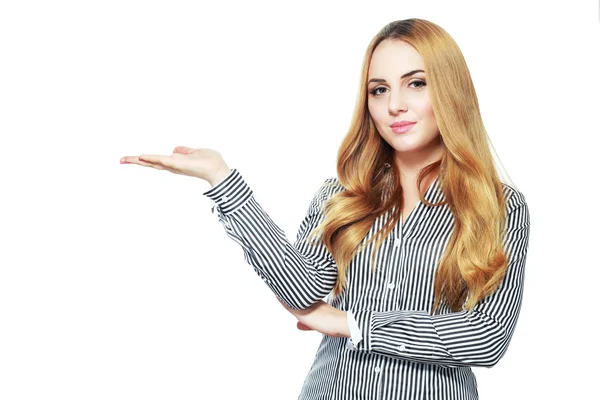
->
xmin=1 ymin=1 xmax=599 ymax=399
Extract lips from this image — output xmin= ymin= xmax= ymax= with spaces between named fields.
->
xmin=390 ymin=121 xmax=416 ymax=134
xmin=390 ymin=121 xmax=416 ymax=128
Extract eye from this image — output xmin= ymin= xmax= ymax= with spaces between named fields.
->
xmin=369 ymin=87 xmax=388 ymax=96
xmin=409 ymin=80 xmax=426 ymax=88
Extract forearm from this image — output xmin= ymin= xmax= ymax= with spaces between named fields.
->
xmin=206 ymin=165 xmax=232 ymax=187
xmin=204 ymin=169 xmax=339 ymax=309
xmin=349 ymin=197 xmax=529 ymax=367
xmin=350 ymin=308 xmax=511 ymax=368
xmin=281 ymin=299 xmax=352 ymax=338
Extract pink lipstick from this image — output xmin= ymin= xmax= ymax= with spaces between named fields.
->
xmin=390 ymin=121 xmax=416 ymax=134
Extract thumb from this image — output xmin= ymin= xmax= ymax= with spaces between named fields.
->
xmin=173 ymin=146 xmax=195 ymax=155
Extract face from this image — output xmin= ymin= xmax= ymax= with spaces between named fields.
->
xmin=367 ymin=39 xmax=443 ymax=166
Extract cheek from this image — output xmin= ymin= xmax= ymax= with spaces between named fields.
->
xmin=368 ymin=101 xmax=385 ymax=126
xmin=423 ymin=105 xmax=440 ymax=136
xmin=415 ymin=99 xmax=436 ymax=123
xmin=426 ymin=102 xmax=436 ymax=119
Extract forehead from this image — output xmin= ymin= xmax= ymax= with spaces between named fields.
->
xmin=368 ymin=39 xmax=424 ymax=77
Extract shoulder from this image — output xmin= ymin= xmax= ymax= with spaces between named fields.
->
xmin=307 ymin=176 xmax=346 ymax=212
xmin=501 ymin=182 xmax=529 ymax=217
xmin=320 ymin=176 xmax=346 ymax=197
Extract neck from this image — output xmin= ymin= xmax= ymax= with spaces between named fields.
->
xmin=394 ymin=137 xmax=445 ymax=189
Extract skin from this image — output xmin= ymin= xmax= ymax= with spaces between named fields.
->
xmin=120 ymin=147 xmax=350 ymax=338
xmin=367 ymin=39 xmax=445 ymax=221
xmin=119 ymin=39 xmax=444 ymax=339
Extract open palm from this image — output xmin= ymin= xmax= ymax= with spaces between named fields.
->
xmin=120 ymin=146 xmax=231 ymax=186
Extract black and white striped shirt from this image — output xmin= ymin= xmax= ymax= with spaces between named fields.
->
xmin=203 ymin=168 xmax=530 ymax=400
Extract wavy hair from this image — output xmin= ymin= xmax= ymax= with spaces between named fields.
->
xmin=308 ymin=18 xmax=510 ymax=313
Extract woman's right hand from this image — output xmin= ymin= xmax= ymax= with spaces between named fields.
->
xmin=120 ymin=146 xmax=231 ymax=187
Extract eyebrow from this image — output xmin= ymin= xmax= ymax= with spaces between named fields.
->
xmin=368 ymin=69 xmax=425 ymax=84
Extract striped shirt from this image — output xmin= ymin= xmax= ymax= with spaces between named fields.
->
xmin=203 ymin=168 xmax=530 ymax=400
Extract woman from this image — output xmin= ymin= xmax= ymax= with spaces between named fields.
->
xmin=120 ymin=18 xmax=530 ymax=400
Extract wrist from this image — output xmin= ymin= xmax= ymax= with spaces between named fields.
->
xmin=339 ymin=310 xmax=351 ymax=338
xmin=208 ymin=165 xmax=231 ymax=187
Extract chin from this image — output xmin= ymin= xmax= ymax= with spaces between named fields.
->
xmin=388 ymin=139 xmax=426 ymax=152
xmin=393 ymin=147 xmax=424 ymax=154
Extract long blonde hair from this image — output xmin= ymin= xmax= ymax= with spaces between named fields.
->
xmin=309 ymin=18 xmax=510 ymax=313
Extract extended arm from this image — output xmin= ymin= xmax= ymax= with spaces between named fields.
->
xmin=203 ymin=169 xmax=341 ymax=309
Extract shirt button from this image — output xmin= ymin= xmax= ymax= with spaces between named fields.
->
xmin=398 ymin=344 xmax=406 ymax=352
xmin=221 ymin=195 xmax=229 ymax=202
xmin=374 ymin=366 xmax=381 ymax=373
xmin=394 ymin=238 xmax=401 ymax=247
xmin=387 ymin=282 xmax=395 ymax=290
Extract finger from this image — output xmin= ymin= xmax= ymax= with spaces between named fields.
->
xmin=142 ymin=161 xmax=167 ymax=171
xmin=297 ymin=322 xmax=314 ymax=331
xmin=138 ymin=154 xmax=164 ymax=163
xmin=121 ymin=156 xmax=167 ymax=170
xmin=140 ymin=154 xmax=179 ymax=169
xmin=173 ymin=146 xmax=194 ymax=155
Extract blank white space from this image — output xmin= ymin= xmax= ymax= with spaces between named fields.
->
xmin=1 ymin=1 xmax=599 ymax=399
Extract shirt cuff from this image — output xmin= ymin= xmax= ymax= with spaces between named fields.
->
xmin=202 ymin=168 xmax=253 ymax=216
xmin=346 ymin=310 xmax=373 ymax=351
xmin=346 ymin=309 xmax=364 ymax=349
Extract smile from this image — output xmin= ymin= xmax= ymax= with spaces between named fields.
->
xmin=390 ymin=122 xmax=416 ymax=134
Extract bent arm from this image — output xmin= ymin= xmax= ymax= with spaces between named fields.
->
xmin=349 ymin=195 xmax=530 ymax=368
xmin=203 ymin=169 xmax=341 ymax=309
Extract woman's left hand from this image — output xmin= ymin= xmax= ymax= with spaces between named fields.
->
xmin=278 ymin=299 xmax=351 ymax=338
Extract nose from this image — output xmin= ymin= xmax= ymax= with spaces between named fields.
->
xmin=388 ymin=90 xmax=407 ymax=115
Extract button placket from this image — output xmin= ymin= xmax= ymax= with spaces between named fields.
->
xmin=391 ymin=218 xmax=410 ymax=301
xmin=383 ymin=223 xmax=402 ymax=299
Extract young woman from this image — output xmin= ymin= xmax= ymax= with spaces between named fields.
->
xmin=120 ymin=18 xmax=530 ymax=400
